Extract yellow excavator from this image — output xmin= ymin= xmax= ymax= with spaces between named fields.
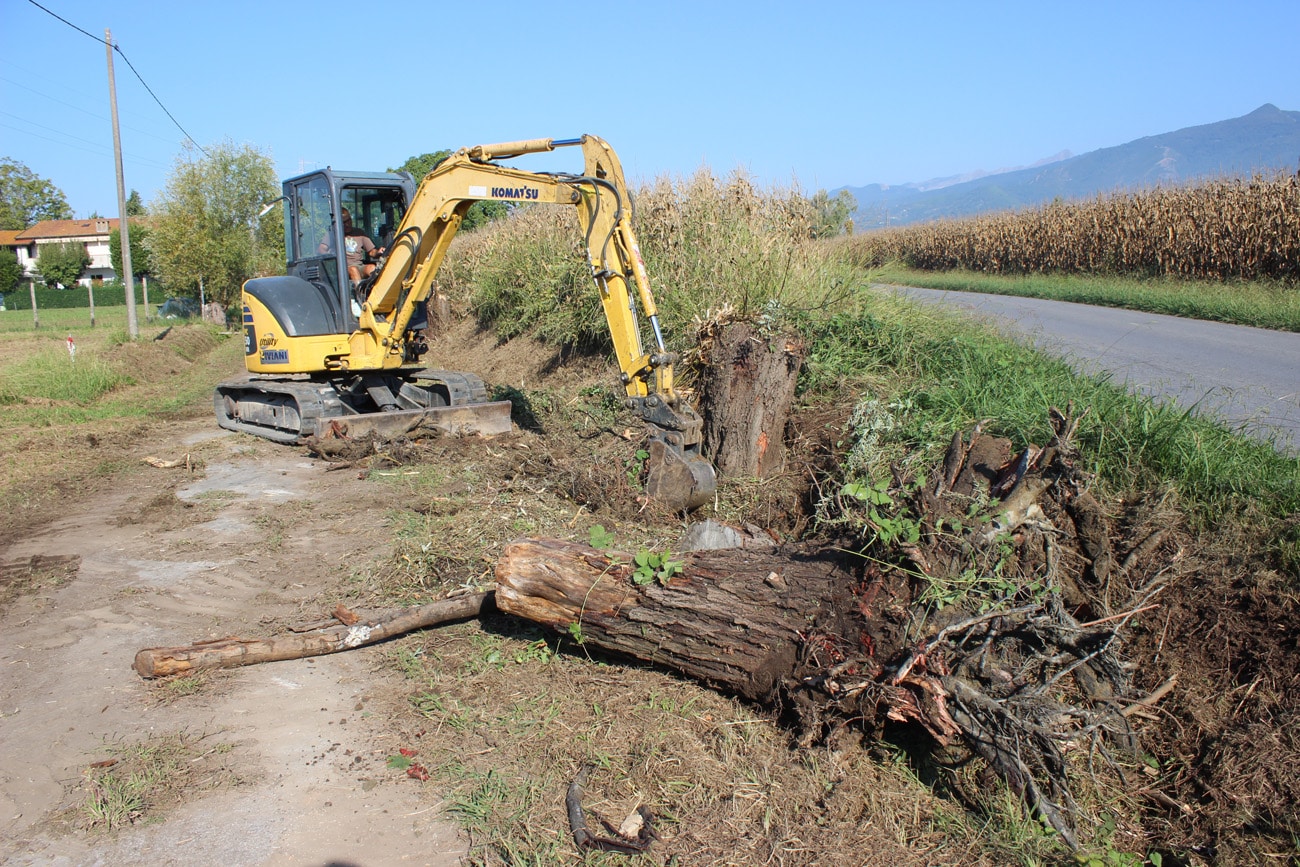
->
xmin=216 ymin=134 xmax=716 ymax=510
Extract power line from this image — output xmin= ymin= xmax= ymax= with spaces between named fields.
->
xmin=23 ymin=0 xmax=209 ymax=158
xmin=0 ymin=73 xmax=186 ymax=147
xmin=0 ymin=118 xmax=172 ymax=171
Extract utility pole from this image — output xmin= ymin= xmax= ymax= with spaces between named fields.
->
xmin=106 ymin=29 xmax=138 ymax=339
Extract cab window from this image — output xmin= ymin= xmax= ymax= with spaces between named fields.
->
xmin=291 ymin=175 xmax=334 ymax=262
xmin=340 ymin=186 xmax=407 ymax=249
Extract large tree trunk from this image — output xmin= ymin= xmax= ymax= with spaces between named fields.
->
xmin=696 ymin=321 xmax=803 ymax=478
xmin=493 ymin=538 xmax=870 ymax=702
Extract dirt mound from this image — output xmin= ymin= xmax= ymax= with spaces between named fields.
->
xmin=1126 ymin=535 xmax=1300 ymax=860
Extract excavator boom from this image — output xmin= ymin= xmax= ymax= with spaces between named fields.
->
xmin=217 ymin=135 xmax=715 ymax=510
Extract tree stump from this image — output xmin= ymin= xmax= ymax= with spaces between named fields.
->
xmin=696 ymin=321 xmax=803 ymax=478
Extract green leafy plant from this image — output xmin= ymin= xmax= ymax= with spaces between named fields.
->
xmin=588 ymin=524 xmax=615 ymax=549
xmin=631 ymin=548 xmax=684 ymax=586
xmin=566 ymin=621 xmax=585 ymax=644
xmin=624 ymin=448 xmax=650 ymax=489
xmin=512 ymin=638 xmax=556 ymax=664
xmin=840 ymin=479 xmax=921 ymax=546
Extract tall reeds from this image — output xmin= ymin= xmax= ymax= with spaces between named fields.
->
xmin=440 ymin=169 xmax=863 ymax=350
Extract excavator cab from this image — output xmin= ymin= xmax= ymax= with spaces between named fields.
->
xmin=281 ymin=169 xmax=415 ymax=328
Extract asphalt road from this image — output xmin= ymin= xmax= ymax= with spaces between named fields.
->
xmin=884 ymin=285 xmax=1300 ymax=454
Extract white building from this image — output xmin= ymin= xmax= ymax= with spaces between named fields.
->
xmin=9 ymin=218 xmax=121 ymax=287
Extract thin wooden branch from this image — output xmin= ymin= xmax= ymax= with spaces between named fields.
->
xmin=133 ymin=592 xmax=492 ymax=677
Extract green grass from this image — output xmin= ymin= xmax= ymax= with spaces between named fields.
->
xmin=0 ymin=303 xmax=162 ymax=334
xmin=802 ymin=294 xmax=1300 ymax=525
xmin=81 ymin=733 xmax=234 ymax=831
xmin=0 ymin=344 xmax=133 ymax=405
xmin=873 ymin=265 xmax=1300 ymax=332
xmin=0 ymin=320 xmax=238 ymax=431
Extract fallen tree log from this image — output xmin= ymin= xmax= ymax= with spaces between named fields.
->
xmin=493 ymin=538 xmax=874 ymax=703
xmin=133 ymin=592 xmax=491 ymax=677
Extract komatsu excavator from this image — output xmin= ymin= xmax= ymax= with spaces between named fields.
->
xmin=215 ymin=134 xmax=716 ymax=510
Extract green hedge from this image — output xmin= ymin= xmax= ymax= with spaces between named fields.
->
xmin=2 ymin=281 xmax=163 ymax=311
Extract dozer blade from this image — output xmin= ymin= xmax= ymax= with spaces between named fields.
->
xmin=307 ymin=401 xmax=514 ymax=441
xmin=644 ymin=438 xmax=717 ymax=512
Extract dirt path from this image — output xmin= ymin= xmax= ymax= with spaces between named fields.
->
xmin=1 ymin=420 xmax=465 ymax=866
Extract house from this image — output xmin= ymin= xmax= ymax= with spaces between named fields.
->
xmin=12 ymin=218 xmax=120 ymax=287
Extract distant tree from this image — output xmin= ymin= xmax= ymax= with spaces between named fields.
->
xmin=0 ymin=248 xmax=22 ymax=294
xmin=391 ymin=150 xmax=510 ymax=232
xmin=810 ymin=189 xmax=857 ymax=238
xmin=0 ymin=157 xmax=73 ymax=230
xmin=35 ymin=241 xmax=89 ymax=289
xmin=147 ymin=140 xmax=279 ymax=306
xmin=461 ymin=200 xmax=509 ymax=231
xmin=110 ymin=224 xmax=152 ymax=277
xmin=125 ymin=189 xmax=146 ymax=216
xmin=392 ymin=151 xmax=452 ymax=180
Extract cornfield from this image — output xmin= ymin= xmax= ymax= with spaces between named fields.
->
xmin=846 ymin=171 xmax=1300 ymax=283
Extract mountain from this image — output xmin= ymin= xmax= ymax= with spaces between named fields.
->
xmin=838 ymin=104 xmax=1300 ymax=229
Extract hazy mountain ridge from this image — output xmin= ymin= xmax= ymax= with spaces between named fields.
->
xmin=838 ymin=104 xmax=1300 ymax=228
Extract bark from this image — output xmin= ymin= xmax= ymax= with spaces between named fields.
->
xmin=696 ymin=322 xmax=803 ymax=478
xmin=493 ymin=538 xmax=862 ymax=702
xmin=133 ymin=592 xmax=491 ymax=677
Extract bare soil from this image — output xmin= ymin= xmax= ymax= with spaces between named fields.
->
xmin=1 ymin=321 xmax=1297 ymax=866
xmin=0 ymin=420 xmax=464 ymax=866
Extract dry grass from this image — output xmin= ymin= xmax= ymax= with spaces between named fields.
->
xmin=380 ymin=621 xmax=987 ymax=867
xmin=78 ymin=731 xmax=239 ymax=832
xmin=0 ymin=321 xmax=243 ymax=547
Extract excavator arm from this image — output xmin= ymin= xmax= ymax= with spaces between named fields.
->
xmin=354 ymin=135 xmax=715 ymax=509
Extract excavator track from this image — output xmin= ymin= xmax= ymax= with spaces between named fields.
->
xmin=214 ymin=369 xmax=513 ymax=444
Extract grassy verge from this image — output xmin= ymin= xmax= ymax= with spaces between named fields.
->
xmin=0 ymin=304 xmax=175 ymax=334
xmin=450 ymin=179 xmax=1298 ymax=529
xmin=0 ymin=318 xmax=243 ymax=529
xmin=871 ymin=265 xmax=1300 ymax=332
xmin=801 ymin=292 xmax=1300 ymax=525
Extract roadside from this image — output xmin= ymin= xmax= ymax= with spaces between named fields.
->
xmin=871 ymin=265 xmax=1300 ymax=333
xmin=884 ymin=283 xmax=1300 ymax=454
xmin=0 ymin=419 xmax=464 ymax=866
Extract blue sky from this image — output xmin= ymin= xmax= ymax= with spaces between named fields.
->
xmin=3 ymin=0 xmax=1298 ymax=219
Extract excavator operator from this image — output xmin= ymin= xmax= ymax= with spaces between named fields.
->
xmin=319 ymin=207 xmax=386 ymax=285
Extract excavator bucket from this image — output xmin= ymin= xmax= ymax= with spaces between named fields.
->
xmin=644 ymin=438 xmax=717 ymax=512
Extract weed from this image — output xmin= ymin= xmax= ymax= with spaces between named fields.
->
xmin=588 ymin=524 xmax=615 ymax=549
xmin=840 ymin=479 xmax=921 ymax=546
xmin=630 ymin=548 xmax=684 ymax=586
xmin=150 ymin=672 xmax=210 ymax=702
xmin=512 ymin=638 xmax=557 ymax=664
xmin=624 ymin=448 xmax=650 ymax=489
xmin=80 ymin=731 xmax=235 ymax=832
